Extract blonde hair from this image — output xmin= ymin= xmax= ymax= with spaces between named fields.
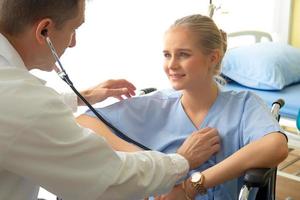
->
xmin=170 ymin=14 xmax=227 ymax=83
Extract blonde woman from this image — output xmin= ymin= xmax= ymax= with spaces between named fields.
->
xmin=77 ymin=14 xmax=288 ymax=200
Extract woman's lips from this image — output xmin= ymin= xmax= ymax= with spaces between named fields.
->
xmin=169 ymin=74 xmax=186 ymax=80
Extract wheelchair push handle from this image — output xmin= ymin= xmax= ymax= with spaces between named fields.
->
xmin=139 ymin=87 xmax=157 ymax=96
xmin=272 ymin=99 xmax=285 ymax=108
xmin=271 ymin=99 xmax=285 ymax=121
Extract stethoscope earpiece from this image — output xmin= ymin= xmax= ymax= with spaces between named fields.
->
xmin=41 ymin=29 xmax=48 ymax=37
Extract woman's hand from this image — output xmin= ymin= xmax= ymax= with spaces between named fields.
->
xmin=79 ymin=79 xmax=136 ymax=105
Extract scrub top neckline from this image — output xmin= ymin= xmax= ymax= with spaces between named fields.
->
xmin=178 ymin=90 xmax=224 ymax=130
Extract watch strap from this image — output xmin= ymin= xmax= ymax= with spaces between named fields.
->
xmin=191 ymin=173 xmax=207 ymax=195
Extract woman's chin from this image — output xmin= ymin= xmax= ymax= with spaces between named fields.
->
xmin=171 ymin=84 xmax=185 ymax=91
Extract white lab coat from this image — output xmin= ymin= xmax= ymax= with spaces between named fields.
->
xmin=0 ymin=33 xmax=189 ymax=200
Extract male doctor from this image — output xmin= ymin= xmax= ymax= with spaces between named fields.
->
xmin=0 ymin=0 xmax=220 ymax=199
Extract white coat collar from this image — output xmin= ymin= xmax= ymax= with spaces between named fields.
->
xmin=0 ymin=33 xmax=27 ymax=70
xmin=0 ymin=33 xmax=46 ymax=85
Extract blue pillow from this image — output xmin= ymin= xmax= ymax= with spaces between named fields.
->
xmin=221 ymin=42 xmax=300 ymax=90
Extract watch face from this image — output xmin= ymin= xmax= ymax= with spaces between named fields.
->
xmin=191 ymin=172 xmax=202 ymax=183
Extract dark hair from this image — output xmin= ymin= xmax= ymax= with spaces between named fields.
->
xmin=0 ymin=0 xmax=80 ymax=35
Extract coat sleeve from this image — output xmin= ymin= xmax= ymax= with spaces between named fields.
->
xmin=2 ymin=84 xmax=189 ymax=200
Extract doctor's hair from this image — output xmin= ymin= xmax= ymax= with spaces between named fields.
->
xmin=170 ymin=14 xmax=227 ymax=84
xmin=0 ymin=0 xmax=80 ymax=36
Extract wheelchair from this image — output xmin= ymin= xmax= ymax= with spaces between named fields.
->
xmin=40 ymin=97 xmax=285 ymax=200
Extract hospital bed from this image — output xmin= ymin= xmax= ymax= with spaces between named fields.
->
xmin=224 ymin=31 xmax=300 ymax=199
xmin=225 ymin=30 xmax=300 ymax=147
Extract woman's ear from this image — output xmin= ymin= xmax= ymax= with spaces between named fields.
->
xmin=209 ymin=49 xmax=221 ymax=66
xmin=35 ymin=18 xmax=53 ymax=44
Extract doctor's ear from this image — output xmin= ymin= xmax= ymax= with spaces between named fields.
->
xmin=35 ymin=18 xmax=53 ymax=44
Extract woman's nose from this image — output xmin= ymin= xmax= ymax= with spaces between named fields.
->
xmin=167 ymin=57 xmax=179 ymax=70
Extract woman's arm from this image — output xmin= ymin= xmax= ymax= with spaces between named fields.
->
xmin=157 ymin=132 xmax=288 ymax=200
xmin=76 ymin=114 xmax=141 ymax=152
xmin=184 ymin=132 xmax=288 ymax=198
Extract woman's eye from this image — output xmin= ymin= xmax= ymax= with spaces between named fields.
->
xmin=179 ymin=52 xmax=190 ymax=58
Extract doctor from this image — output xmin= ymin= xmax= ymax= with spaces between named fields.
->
xmin=0 ymin=0 xmax=221 ymax=200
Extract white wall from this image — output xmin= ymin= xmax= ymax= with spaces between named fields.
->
xmin=214 ymin=0 xmax=291 ymax=42
xmin=32 ymin=0 xmax=292 ymax=93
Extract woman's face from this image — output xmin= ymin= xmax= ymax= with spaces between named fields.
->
xmin=163 ymin=26 xmax=214 ymax=91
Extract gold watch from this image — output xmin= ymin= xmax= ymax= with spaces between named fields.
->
xmin=190 ymin=172 xmax=207 ymax=195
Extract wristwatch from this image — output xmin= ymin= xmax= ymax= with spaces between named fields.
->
xmin=190 ymin=172 xmax=207 ymax=195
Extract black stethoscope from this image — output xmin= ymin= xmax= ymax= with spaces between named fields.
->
xmin=41 ymin=29 xmax=151 ymax=150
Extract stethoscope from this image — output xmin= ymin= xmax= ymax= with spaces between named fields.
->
xmin=41 ymin=29 xmax=151 ymax=150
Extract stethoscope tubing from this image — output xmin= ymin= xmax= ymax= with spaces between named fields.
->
xmin=44 ymin=35 xmax=151 ymax=150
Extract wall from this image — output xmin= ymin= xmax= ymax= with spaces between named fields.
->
xmin=291 ymin=0 xmax=300 ymax=47
xmin=33 ymin=0 xmax=295 ymax=94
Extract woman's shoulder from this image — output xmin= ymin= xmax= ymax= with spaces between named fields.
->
xmin=219 ymin=89 xmax=266 ymax=108
xmin=221 ymin=89 xmax=261 ymax=101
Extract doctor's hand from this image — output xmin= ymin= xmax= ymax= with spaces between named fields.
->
xmin=78 ymin=79 xmax=136 ymax=105
xmin=177 ymin=127 xmax=220 ymax=170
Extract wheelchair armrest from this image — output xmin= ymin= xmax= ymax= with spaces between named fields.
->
xmin=243 ymin=168 xmax=276 ymax=188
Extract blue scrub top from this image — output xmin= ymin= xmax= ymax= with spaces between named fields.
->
xmin=85 ymin=89 xmax=282 ymax=200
